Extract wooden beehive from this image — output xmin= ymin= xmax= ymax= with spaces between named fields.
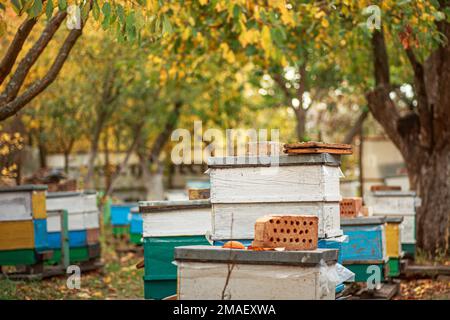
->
xmin=339 ymin=197 xmax=363 ymax=218
xmin=252 ymin=215 xmax=318 ymax=250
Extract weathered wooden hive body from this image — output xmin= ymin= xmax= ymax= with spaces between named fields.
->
xmin=175 ymin=245 xmax=339 ymax=300
xmin=207 ymin=154 xmax=344 ymax=241
xmin=45 ymin=191 xmax=100 ymax=263
xmin=340 ymin=217 xmax=388 ymax=282
xmin=139 ymin=199 xmax=212 ymax=300
xmin=0 ymin=185 xmax=48 ymax=266
xmin=366 ymin=190 xmax=418 ymax=256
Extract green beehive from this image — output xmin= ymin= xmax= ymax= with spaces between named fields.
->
xmin=139 ymin=199 xmax=212 ymax=300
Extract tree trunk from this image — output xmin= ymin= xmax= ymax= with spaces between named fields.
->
xmin=62 ymin=138 xmax=74 ymax=175
xmin=103 ymin=133 xmax=111 ymax=191
xmin=84 ymin=116 xmax=105 ymax=189
xmin=63 ymin=151 xmax=69 ymax=174
xmin=37 ymin=135 xmax=47 ymax=169
xmin=407 ymin=146 xmax=450 ymax=257
xmin=141 ymin=159 xmax=164 ymax=200
xmin=293 ymin=107 xmax=306 ymax=141
xmin=367 ymin=26 xmax=450 ymax=257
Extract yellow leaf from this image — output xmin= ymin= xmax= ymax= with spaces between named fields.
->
xmin=321 ymin=19 xmax=330 ymax=28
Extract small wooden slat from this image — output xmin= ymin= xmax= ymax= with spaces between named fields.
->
xmin=188 ymin=188 xmax=210 ymax=200
xmin=385 ymin=223 xmax=401 ymax=258
xmin=284 ymin=148 xmax=353 ymax=155
xmin=0 ymin=221 xmax=35 ymax=250
xmin=370 ymin=185 xmax=402 ymax=191
xmin=32 ymin=191 xmax=47 ymax=219
xmin=284 ymin=141 xmax=352 ymax=150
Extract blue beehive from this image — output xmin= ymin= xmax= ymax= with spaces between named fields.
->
xmin=341 ymin=217 xmax=387 ymax=282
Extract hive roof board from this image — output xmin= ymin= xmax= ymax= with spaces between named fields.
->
xmin=207 ymin=153 xmax=341 ymax=168
xmin=175 ymin=246 xmax=338 ymax=265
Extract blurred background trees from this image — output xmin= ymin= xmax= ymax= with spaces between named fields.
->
xmin=1 ymin=0 xmax=449 ymax=257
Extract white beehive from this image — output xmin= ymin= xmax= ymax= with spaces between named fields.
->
xmin=139 ymin=199 xmax=211 ymax=237
xmin=367 ymin=191 xmax=419 ymax=246
xmin=208 ymin=154 xmax=343 ymax=240
xmin=175 ymin=246 xmax=339 ymax=300
xmin=46 ymin=191 xmax=99 ymax=232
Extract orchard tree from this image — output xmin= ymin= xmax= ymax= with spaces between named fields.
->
xmin=335 ymin=0 xmax=450 ymax=257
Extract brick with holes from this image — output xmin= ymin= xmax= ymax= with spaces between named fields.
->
xmin=251 ymin=215 xmax=318 ymax=250
xmin=340 ymin=197 xmax=363 ymax=218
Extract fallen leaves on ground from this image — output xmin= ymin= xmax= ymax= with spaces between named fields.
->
xmin=395 ymin=278 xmax=450 ymax=300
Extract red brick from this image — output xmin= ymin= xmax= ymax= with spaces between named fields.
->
xmin=340 ymin=197 xmax=363 ymax=218
xmin=252 ymin=215 xmax=318 ymax=250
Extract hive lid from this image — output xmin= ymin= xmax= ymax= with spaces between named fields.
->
xmin=371 ymin=191 xmax=416 ymax=197
xmin=130 ymin=206 xmax=139 ymax=213
xmin=207 ymin=153 xmax=341 ymax=168
xmin=47 ymin=191 xmax=84 ymax=198
xmin=139 ymin=199 xmax=211 ymax=213
xmin=110 ymin=202 xmax=138 ymax=207
xmin=174 ymin=245 xmax=338 ymax=265
xmin=384 ymin=216 xmax=404 ymax=223
xmin=341 ymin=216 xmax=386 ymax=226
xmin=0 ymin=184 xmax=48 ymax=192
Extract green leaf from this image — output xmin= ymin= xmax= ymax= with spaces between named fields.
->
xmin=11 ymin=0 xmax=23 ymax=15
xmin=81 ymin=2 xmax=90 ymax=22
xmin=102 ymin=2 xmax=111 ymax=16
xmin=58 ymin=0 xmax=67 ymax=11
xmin=46 ymin=0 xmax=54 ymax=19
xmin=101 ymin=2 xmax=111 ymax=29
xmin=162 ymin=14 xmax=173 ymax=34
xmin=28 ymin=0 xmax=43 ymax=18
xmin=92 ymin=0 xmax=100 ymax=20
xmin=116 ymin=4 xmax=125 ymax=24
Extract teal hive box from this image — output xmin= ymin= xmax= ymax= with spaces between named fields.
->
xmin=341 ymin=217 xmax=388 ymax=283
xmin=139 ymin=199 xmax=212 ymax=300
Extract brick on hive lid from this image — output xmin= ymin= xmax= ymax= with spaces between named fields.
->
xmin=251 ymin=215 xmax=318 ymax=250
xmin=340 ymin=197 xmax=363 ymax=218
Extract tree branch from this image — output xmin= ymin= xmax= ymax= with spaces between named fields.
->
xmin=0 ymin=24 xmax=85 ymax=121
xmin=0 ymin=17 xmax=38 ymax=85
xmin=0 ymin=11 xmax=67 ymax=105
xmin=405 ymin=48 xmax=433 ymax=147
xmin=367 ymin=29 xmax=405 ymax=153
xmin=343 ymin=109 xmax=369 ymax=144
xmin=104 ymin=121 xmax=145 ymax=197
xmin=148 ymin=101 xmax=183 ymax=163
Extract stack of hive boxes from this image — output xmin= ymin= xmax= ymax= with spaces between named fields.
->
xmin=46 ymin=191 xmax=101 ymax=264
xmin=366 ymin=190 xmax=419 ymax=257
xmin=110 ymin=203 xmax=137 ymax=238
xmin=139 ymin=199 xmax=211 ymax=300
xmin=0 ymin=185 xmax=48 ymax=266
xmin=340 ymin=216 xmax=388 ymax=282
xmin=208 ymin=153 xmax=347 ymax=259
